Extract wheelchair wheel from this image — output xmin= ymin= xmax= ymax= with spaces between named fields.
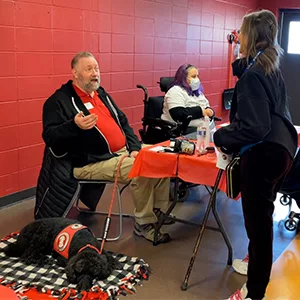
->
xmin=170 ymin=184 xmax=190 ymax=202
xmin=284 ymin=218 xmax=297 ymax=231
xmin=280 ymin=195 xmax=292 ymax=206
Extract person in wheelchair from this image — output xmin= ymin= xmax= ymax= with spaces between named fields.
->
xmin=161 ymin=64 xmax=215 ymax=135
xmin=42 ymin=51 xmax=172 ymax=244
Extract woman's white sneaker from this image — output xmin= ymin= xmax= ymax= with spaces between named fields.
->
xmin=232 ymin=254 xmax=249 ymax=275
xmin=226 ymin=284 xmax=248 ymax=300
xmin=225 ymin=283 xmax=265 ymax=300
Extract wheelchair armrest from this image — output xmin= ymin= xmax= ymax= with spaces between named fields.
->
xmin=142 ymin=117 xmax=178 ymax=129
xmin=136 ymin=84 xmax=148 ymax=102
xmin=213 ymin=116 xmax=222 ymax=122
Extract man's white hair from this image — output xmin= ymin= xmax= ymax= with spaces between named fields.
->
xmin=71 ymin=51 xmax=95 ymax=69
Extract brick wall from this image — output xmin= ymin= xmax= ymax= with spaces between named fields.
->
xmin=0 ymin=0 xmax=258 ymax=198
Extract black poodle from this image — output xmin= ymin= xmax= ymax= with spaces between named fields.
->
xmin=2 ymin=217 xmax=121 ymax=291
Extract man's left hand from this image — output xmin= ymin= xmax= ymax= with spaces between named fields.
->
xmin=130 ymin=151 xmax=139 ymax=159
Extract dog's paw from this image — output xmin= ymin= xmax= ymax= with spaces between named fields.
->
xmin=3 ymin=243 xmax=23 ymax=257
xmin=43 ymin=256 xmax=55 ymax=266
xmin=106 ymin=255 xmax=122 ymax=271
xmin=77 ymin=275 xmax=93 ymax=292
xmin=37 ymin=257 xmax=53 ymax=267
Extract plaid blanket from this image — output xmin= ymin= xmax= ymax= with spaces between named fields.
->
xmin=0 ymin=233 xmax=151 ymax=300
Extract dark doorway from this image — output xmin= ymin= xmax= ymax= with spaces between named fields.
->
xmin=279 ymin=9 xmax=300 ymax=125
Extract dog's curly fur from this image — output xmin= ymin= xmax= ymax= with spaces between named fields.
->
xmin=2 ymin=218 xmax=121 ymax=291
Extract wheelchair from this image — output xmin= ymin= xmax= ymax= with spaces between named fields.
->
xmin=136 ymin=77 xmax=221 ymax=202
xmin=137 ymin=77 xmax=185 ymax=145
xmin=282 ymin=190 xmax=300 ymax=232
xmin=280 ymin=148 xmax=300 ymax=232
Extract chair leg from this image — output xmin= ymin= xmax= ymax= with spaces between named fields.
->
xmin=75 ymin=183 xmax=133 ymax=241
xmin=120 ymin=182 xmax=130 ymax=194
xmin=62 ymin=183 xmax=82 ymax=217
xmin=75 ymin=183 xmax=131 ymax=217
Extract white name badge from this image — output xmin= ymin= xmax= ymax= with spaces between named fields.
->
xmin=84 ymin=102 xmax=94 ymax=110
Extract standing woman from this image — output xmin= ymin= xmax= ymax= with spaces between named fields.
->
xmin=214 ymin=10 xmax=298 ymax=300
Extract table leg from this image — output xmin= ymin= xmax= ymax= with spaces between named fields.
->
xmin=181 ymin=169 xmax=232 ymax=291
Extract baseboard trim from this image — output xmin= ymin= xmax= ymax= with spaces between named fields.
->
xmin=0 ymin=187 xmax=36 ymax=209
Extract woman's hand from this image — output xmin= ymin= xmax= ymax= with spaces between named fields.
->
xmin=203 ymin=108 xmax=214 ymax=117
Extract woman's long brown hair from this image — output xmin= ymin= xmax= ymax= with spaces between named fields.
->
xmin=241 ymin=9 xmax=283 ymax=75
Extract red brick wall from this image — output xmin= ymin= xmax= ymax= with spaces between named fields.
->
xmin=0 ymin=0 xmax=258 ymax=198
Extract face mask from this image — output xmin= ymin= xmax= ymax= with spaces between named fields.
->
xmin=189 ymin=77 xmax=200 ymax=91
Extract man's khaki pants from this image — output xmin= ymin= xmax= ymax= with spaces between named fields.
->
xmin=73 ymin=147 xmax=170 ymax=225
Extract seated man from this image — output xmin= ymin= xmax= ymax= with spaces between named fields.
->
xmin=42 ymin=51 xmax=171 ymax=243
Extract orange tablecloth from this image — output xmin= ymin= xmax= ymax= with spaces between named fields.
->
xmin=128 ymin=141 xmax=228 ymax=194
xmin=129 ymin=125 xmax=300 ymax=195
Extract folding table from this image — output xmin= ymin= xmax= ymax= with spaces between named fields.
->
xmin=128 ymin=141 xmax=233 ymax=290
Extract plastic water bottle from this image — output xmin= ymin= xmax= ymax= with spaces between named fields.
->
xmin=197 ymin=116 xmax=210 ymax=155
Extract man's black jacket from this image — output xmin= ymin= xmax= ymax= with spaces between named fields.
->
xmin=42 ymin=80 xmax=141 ymax=167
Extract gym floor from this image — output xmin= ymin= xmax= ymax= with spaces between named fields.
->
xmin=0 ymin=185 xmax=299 ymax=299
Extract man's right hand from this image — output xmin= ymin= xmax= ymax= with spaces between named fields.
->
xmin=74 ymin=111 xmax=98 ymax=130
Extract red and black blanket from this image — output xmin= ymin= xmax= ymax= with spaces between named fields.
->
xmin=0 ymin=233 xmax=151 ymax=300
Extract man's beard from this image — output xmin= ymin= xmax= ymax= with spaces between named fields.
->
xmin=84 ymin=79 xmax=100 ymax=92
xmin=76 ymin=74 xmax=100 ymax=93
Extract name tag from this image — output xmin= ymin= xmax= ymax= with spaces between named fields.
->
xmin=84 ymin=102 xmax=94 ymax=110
